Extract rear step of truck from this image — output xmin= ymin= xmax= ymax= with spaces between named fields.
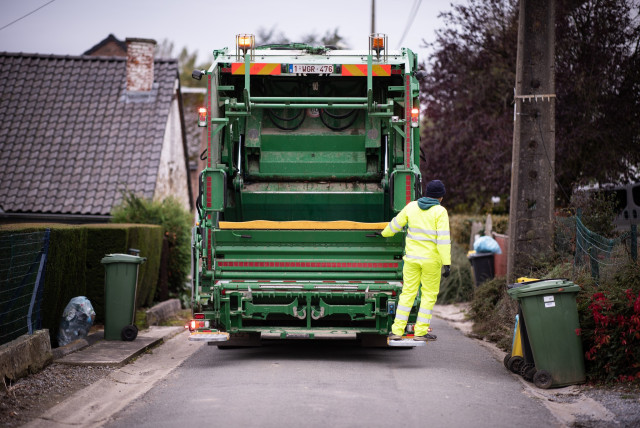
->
xmin=387 ymin=337 xmax=426 ymax=347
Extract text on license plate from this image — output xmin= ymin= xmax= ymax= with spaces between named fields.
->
xmin=289 ymin=64 xmax=334 ymax=74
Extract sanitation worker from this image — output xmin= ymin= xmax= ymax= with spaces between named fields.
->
xmin=381 ymin=179 xmax=451 ymax=341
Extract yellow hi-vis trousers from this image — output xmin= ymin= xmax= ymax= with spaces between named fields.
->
xmin=391 ymin=257 xmax=441 ymax=337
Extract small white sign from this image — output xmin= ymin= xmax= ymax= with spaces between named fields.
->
xmin=545 ymin=302 xmax=556 ymax=308
xmin=543 ymin=296 xmax=555 ymax=303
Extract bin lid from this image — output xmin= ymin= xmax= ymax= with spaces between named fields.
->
xmin=101 ymin=253 xmax=147 ymax=264
xmin=507 ymin=278 xmax=580 ymax=298
xmin=467 ymin=251 xmax=494 ymax=259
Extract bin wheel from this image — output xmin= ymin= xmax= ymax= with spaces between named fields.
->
xmin=503 ymin=354 xmax=511 ymax=370
xmin=522 ymin=365 xmax=537 ymax=382
xmin=121 ymin=324 xmax=138 ymax=341
xmin=507 ymin=356 xmax=524 ymax=374
xmin=533 ymin=370 xmax=553 ymax=389
xmin=520 ymin=363 xmax=536 ymax=381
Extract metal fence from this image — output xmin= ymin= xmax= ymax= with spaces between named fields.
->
xmin=0 ymin=230 xmax=50 ymax=345
xmin=556 ymin=217 xmax=638 ymax=285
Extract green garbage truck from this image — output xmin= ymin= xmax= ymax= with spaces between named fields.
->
xmin=188 ymin=34 xmax=423 ymax=347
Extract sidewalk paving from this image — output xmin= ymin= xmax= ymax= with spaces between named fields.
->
xmin=54 ymin=326 xmax=184 ymax=367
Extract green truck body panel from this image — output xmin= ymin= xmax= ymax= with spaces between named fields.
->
xmin=191 ymin=41 xmax=422 ymax=343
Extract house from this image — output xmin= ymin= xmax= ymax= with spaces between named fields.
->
xmin=83 ymin=33 xmax=127 ymax=57
xmin=0 ymin=38 xmax=193 ymax=223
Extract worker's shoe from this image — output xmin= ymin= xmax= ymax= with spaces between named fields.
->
xmin=388 ymin=332 xmax=403 ymax=340
xmin=413 ymin=333 xmax=437 ymax=342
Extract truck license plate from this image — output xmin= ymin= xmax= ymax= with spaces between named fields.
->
xmin=289 ymin=64 xmax=334 ymax=74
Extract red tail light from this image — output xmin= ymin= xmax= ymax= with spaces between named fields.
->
xmin=194 ymin=313 xmax=205 ymax=319
xmin=189 ymin=319 xmax=210 ymax=331
xmin=198 ymin=107 xmax=207 ymax=127
xmin=410 ymin=108 xmax=419 ymax=128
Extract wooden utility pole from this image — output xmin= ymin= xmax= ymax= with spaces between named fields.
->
xmin=507 ymin=0 xmax=556 ymax=282
xmin=371 ymin=0 xmax=376 ymax=34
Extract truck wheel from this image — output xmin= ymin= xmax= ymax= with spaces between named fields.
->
xmin=121 ymin=324 xmax=138 ymax=341
xmin=503 ymin=354 xmax=511 ymax=369
xmin=533 ymin=370 xmax=553 ymax=389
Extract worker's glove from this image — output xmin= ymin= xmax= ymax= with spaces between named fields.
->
xmin=442 ymin=265 xmax=451 ymax=278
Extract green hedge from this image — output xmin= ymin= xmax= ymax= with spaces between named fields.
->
xmin=0 ymin=223 xmax=162 ymax=345
xmin=127 ymin=225 xmax=163 ymax=308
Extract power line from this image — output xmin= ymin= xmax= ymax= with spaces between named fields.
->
xmin=0 ymin=0 xmax=56 ymax=32
xmin=396 ymin=0 xmax=422 ymax=49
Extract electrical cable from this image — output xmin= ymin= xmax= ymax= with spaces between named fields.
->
xmin=267 ymin=109 xmax=306 ymax=131
xmin=319 ymin=109 xmax=359 ymax=131
xmin=268 ymin=108 xmax=303 ymax=122
xmin=0 ymin=0 xmax=56 ymax=32
xmin=321 ymin=109 xmax=356 ymax=120
xmin=396 ymin=0 xmax=422 ymax=49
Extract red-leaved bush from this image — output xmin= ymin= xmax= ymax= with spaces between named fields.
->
xmin=577 ymin=263 xmax=640 ymax=383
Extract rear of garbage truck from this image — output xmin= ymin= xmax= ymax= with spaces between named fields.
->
xmin=189 ymin=34 xmax=423 ymax=347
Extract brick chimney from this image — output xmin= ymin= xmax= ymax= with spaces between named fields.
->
xmin=126 ymin=38 xmax=157 ymax=92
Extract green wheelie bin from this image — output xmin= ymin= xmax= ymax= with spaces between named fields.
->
xmin=507 ymin=279 xmax=585 ymax=388
xmin=101 ymin=253 xmax=146 ymax=341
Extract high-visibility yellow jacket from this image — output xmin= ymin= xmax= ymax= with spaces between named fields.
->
xmin=381 ymin=200 xmax=451 ymax=265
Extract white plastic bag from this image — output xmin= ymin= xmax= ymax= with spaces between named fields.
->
xmin=58 ymin=296 xmax=96 ymax=347
xmin=473 ymin=235 xmax=502 ymax=254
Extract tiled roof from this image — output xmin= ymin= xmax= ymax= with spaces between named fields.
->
xmin=0 ymin=53 xmax=179 ymax=215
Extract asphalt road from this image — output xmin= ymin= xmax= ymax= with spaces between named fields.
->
xmin=102 ymin=317 xmax=557 ymax=428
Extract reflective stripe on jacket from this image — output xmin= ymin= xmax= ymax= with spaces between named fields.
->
xmin=381 ymin=201 xmax=451 ymax=265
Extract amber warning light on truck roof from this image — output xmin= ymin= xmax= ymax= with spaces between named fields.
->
xmin=198 ymin=108 xmax=207 ymax=127
xmin=236 ymin=34 xmax=255 ymax=58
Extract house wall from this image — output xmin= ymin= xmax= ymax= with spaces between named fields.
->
xmin=154 ymin=91 xmax=191 ymax=210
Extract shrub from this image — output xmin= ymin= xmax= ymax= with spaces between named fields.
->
xmin=468 ymin=277 xmax=517 ymax=350
xmin=577 ymin=263 xmax=640 ymax=383
xmin=111 ymin=192 xmax=192 ymax=304
xmin=127 ymin=225 xmax=163 ymax=307
xmin=437 ymin=242 xmax=474 ymax=304
xmin=570 ymin=187 xmax=620 ymax=238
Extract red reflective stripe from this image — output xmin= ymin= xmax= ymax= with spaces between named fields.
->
xmin=207 ymin=75 xmax=212 ymax=168
xmin=406 ymin=175 xmax=412 ymax=204
xmin=207 ymin=223 xmax=212 ymax=270
xmin=217 ymin=261 xmax=399 ymax=268
xmin=405 ymin=74 xmax=411 ymax=168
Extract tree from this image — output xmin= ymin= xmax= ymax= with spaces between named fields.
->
xmin=419 ymin=0 xmax=518 ymax=212
xmin=555 ymin=0 xmax=640 ymax=193
xmin=111 ymin=193 xmax=193 ymax=305
xmin=156 ymin=39 xmax=208 ymax=88
xmin=256 ymin=26 xmax=290 ymax=45
xmin=256 ymin=26 xmax=349 ymax=48
xmin=419 ymin=0 xmax=640 ymax=211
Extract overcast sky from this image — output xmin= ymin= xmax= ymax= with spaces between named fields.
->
xmin=0 ymin=0 xmax=458 ymax=65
